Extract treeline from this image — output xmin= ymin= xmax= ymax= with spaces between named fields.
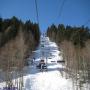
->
xmin=0 ymin=16 xmax=40 ymax=89
xmin=47 ymin=24 xmax=90 ymax=47
xmin=0 ymin=16 xmax=40 ymax=48
xmin=47 ymin=24 xmax=90 ymax=90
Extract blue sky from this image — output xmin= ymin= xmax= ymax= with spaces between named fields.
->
xmin=0 ymin=0 xmax=90 ymax=32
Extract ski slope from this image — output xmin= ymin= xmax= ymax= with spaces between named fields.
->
xmin=23 ymin=36 xmax=73 ymax=90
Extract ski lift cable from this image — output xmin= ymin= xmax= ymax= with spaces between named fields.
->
xmin=54 ymin=0 xmax=67 ymax=23
xmin=35 ymin=0 xmax=40 ymax=26
xmin=57 ymin=0 xmax=67 ymax=19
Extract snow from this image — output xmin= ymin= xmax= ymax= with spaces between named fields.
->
xmin=0 ymin=36 xmax=74 ymax=90
xmin=23 ymin=36 xmax=73 ymax=90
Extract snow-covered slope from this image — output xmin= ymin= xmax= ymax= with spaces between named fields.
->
xmin=23 ymin=36 xmax=73 ymax=90
xmin=0 ymin=36 xmax=88 ymax=90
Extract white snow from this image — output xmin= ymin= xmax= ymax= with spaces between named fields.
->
xmin=0 ymin=36 xmax=74 ymax=90
xmin=23 ymin=36 xmax=73 ymax=90
xmin=0 ymin=36 xmax=89 ymax=90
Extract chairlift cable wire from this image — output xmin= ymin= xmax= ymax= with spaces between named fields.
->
xmin=35 ymin=0 xmax=40 ymax=26
xmin=55 ymin=0 xmax=67 ymax=23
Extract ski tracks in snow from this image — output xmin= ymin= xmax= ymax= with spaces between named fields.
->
xmin=24 ymin=36 xmax=73 ymax=90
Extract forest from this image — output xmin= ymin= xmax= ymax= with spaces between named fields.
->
xmin=47 ymin=24 xmax=90 ymax=89
xmin=0 ymin=16 xmax=40 ymax=89
xmin=0 ymin=16 xmax=90 ymax=89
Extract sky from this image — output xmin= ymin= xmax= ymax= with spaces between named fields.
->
xmin=0 ymin=0 xmax=90 ymax=32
